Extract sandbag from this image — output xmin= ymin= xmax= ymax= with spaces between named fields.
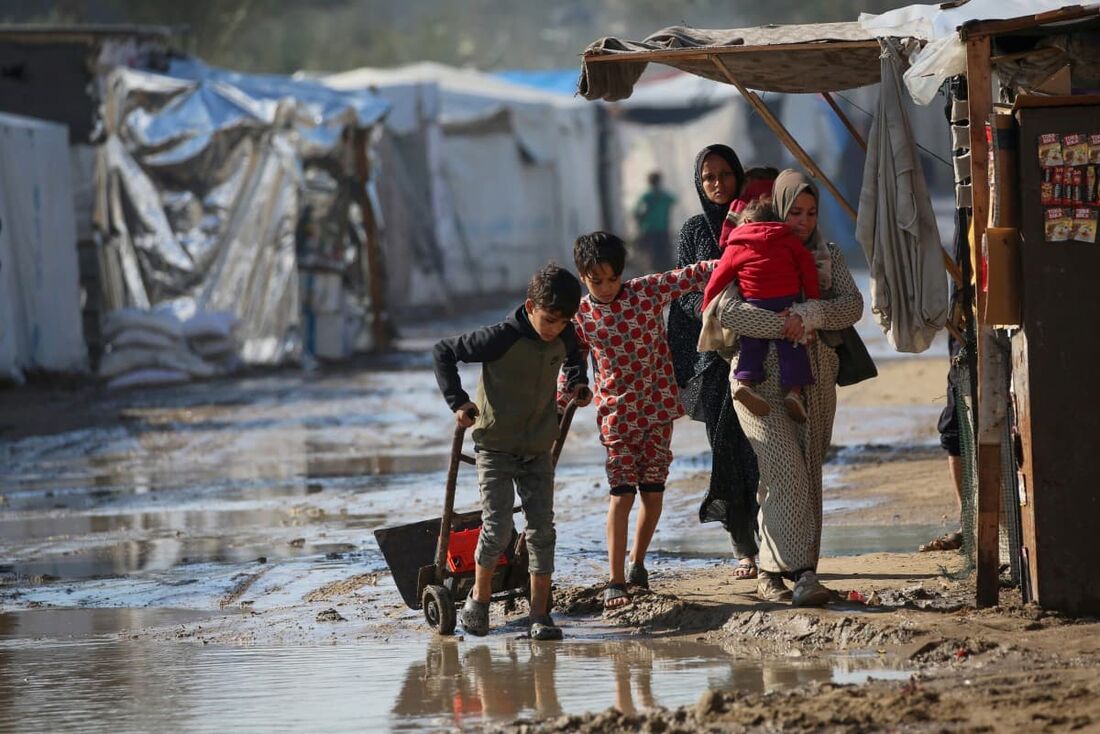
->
xmin=103 ymin=308 xmax=184 ymax=341
xmin=107 ymin=368 xmax=191 ymax=391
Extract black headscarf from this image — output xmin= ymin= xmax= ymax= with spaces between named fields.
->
xmin=668 ymin=142 xmax=745 ymax=399
xmin=692 ymin=143 xmax=745 ymax=245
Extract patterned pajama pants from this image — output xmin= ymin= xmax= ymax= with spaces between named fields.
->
xmin=601 ymin=420 xmax=673 ymax=489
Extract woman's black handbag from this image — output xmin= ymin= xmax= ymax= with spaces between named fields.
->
xmin=823 ymin=325 xmax=878 ymax=386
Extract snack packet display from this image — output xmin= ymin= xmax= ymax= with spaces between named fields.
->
xmin=1038 ymin=133 xmax=1064 ymax=167
xmin=1063 ymin=133 xmax=1089 ymax=166
xmin=1072 ymin=208 xmax=1098 ymax=244
xmin=1045 ymin=207 xmax=1072 ymax=242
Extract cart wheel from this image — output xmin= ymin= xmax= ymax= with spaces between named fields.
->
xmin=422 ymin=585 xmax=456 ymax=635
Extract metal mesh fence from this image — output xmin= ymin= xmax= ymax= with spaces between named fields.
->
xmin=955 ymin=331 xmax=1024 ymax=587
xmin=954 ymin=352 xmax=977 ymax=575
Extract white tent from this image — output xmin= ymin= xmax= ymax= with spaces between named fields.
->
xmin=325 ymin=62 xmax=603 ymax=306
xmin=0 ymin=112 xmax=87 ymax=381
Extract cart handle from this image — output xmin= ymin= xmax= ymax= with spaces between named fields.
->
xmin=434 ymin=405 xmax=480 ymax=580
xmin=551 ymin=386 xmax=591 ymax=467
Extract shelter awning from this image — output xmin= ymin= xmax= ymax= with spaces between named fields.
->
xmin=579 ymin=22 xmax=892 ymax=100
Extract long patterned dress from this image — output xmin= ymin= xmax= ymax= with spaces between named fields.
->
xmin=718 ymin=244 xmax=863 ymax=575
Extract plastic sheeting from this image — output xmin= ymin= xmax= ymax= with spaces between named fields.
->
xmin=95 ymin=60 xmax=389 ymax=364
xmin=0 ymin=113 xmax=88 ymax=380
xmin=326 ymin=63 xmax=603 ymax=306
xmin=858 ymin=0 xmax=1069 ymax=105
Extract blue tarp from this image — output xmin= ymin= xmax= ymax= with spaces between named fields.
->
xmin=493 ymin=69 xmax=579 ymax=97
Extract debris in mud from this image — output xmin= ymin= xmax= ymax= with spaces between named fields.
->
xmin=553 ymin=584 xmax=730 ymax=632
xmin=315 ymin=608 xmax=346 ymax=622
xmin=721 ymin=610 xmax=915 ymax=652
xmin=219 ymin=569 xmax=268 ymax=608
xmin=289 ymin=505 xmax=325 ymax=520
xmin=871 ymin=584 xmax=967 ymax=612
xmin=907 ymin=637 xmax=1000 ymax=664
xmin=303 ymin=573 xmax=379 ymax=603
xmin=288 ymin=538 xmax=306 ymax=548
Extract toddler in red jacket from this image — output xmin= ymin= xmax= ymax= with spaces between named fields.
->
xmin=704 ymin=198 xmax=820 ymax=423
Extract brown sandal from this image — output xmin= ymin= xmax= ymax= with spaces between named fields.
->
xmin=732 ymin=557 xmax=758 ymax=580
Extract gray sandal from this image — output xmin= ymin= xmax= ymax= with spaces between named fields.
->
xmin=602 ymin=583 xmax=632 ymax=609
xmin=627 ymin=562 xmax=649 ymax=589
xmin=460 ymin=597 xmax=489 ymax=636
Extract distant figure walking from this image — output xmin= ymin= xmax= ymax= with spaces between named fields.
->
xmin=633 ymin=172 xmax=676 ymax=271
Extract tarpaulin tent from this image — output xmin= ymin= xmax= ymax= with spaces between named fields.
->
xmin=0 ymin=112 xmax=87 ymax=381
xmin=325 ymin=62 xmax=603 ymax=305
xmin=96 ymin=59 xmax=390 ymax=365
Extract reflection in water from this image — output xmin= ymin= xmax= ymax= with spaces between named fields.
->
xmin=390 ymin=637 xmax=909 ymax=731
xmin=0 ymin=626 xmax=910 ymax=732
xmin=0 ymin=608 xmax=219 ymax=640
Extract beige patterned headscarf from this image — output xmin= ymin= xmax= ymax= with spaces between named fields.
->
xmin=772 ymin=169 xmax=832 ymax=293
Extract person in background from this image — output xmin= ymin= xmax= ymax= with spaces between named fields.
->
xmin=633 ymin=171 xmax=677 ymax=271
xmin=666 ymin=144 xmax=762 ymax=583
xmin=922 ymin=345 xmax=965 ymax=552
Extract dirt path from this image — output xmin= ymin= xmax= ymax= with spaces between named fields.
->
xmin=5 ymin=347 xmax=1096 ymax=732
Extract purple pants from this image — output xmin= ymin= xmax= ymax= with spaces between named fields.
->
xmin=734 ymin=294 xmax=815 ymax=389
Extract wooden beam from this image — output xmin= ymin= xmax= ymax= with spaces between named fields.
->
xmin=960 ymin=5 xmax=1100 ymax=40
xmin=821 ymin=92 xmax=866 ymax=152
xmin=966 ymin=34 xmax=1001 ymax=609
xmin=352 ymin=127 xmax=390 ymax=353
xmin=709 ymin=54 xmax=858 ymax=221
xmin=583 ymin=40 xmax=880 ymax=65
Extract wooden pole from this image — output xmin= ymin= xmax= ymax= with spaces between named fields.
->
xmin=965 ymin=34 xmax=1002 ymax=608
xmin=352 ymin=127 xmax=390 ymax=352
xmin=821 ymin=91 xmax=867 ymax=152
xmin=709 ymin=55 xmax=859 ymax=221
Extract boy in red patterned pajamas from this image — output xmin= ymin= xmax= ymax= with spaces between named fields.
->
xmin=570 ymin=231 xmax=716 ymax=609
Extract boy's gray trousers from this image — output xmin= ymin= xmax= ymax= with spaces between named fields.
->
xmin=474 ymin=449 xmax=555 ymax=575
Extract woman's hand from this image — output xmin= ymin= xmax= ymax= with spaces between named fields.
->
xmin=780 ymin=311 xmax=805 ymax=342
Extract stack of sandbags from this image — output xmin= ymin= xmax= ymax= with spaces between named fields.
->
xmin=99 ymin=309 xmax=217 ymax=390
xmin=182 ymin=311 xmax=241 ymax=373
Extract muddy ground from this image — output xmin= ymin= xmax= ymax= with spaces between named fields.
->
xmin=2 ymin=339 xmax=1098 ymax=732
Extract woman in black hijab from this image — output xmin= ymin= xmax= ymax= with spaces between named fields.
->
xmin=667 ymin=144 xmax=761 ymax=578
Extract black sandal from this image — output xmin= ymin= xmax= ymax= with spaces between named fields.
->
xmin=627 ymin=562 xmax=649 ymax=589
xmin=602 ymin=583 xmax=632 ymax=609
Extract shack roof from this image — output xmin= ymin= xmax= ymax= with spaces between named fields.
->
xmin=579 ymin=21 xmax=887 ymax=100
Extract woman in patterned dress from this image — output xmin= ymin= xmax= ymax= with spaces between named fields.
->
xmin=715 ymin=169 xmax=864 ymax=606
xmin=667 ymin=144 xmax=762 ymax=580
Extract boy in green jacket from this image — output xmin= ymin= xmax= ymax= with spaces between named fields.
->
xmin=432 ymin=264 xmax=591 ymax=640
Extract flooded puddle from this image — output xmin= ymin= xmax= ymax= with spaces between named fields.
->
xmin=0 ymin=613 xmax=910 ymax=732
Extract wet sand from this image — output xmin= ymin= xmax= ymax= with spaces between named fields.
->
xmin=2 ymin=330 xmax=1098 ymax=731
